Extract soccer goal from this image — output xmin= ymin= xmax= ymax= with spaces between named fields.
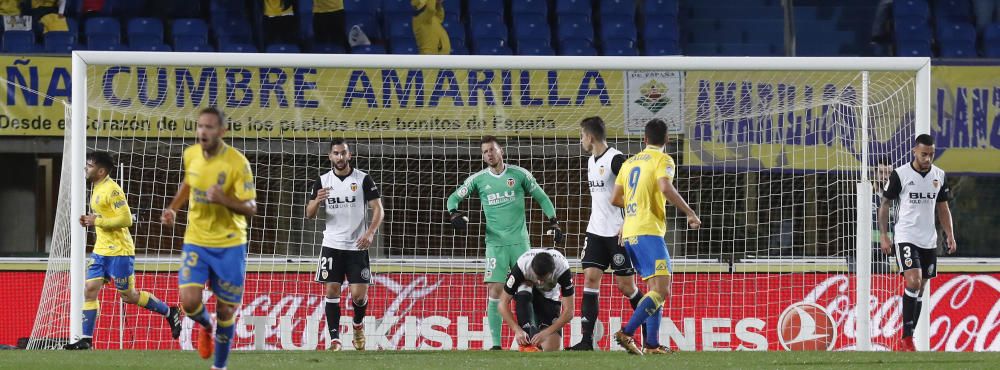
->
xmin=29 ymin=52 xmax=930 ymax=351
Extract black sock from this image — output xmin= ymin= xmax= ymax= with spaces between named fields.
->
xmin=902 ymin=288 xmax=918 ymax=338
xmin=325 ymin=297 xmax=341 ymax=340
xmin=352 ymin=296 xmax=367 ymax=325
xmin=914 ymin=297 xmax=923 ymax=326
xmin=514 ymin=290 xmax=536 ymax=335
xmin=581 ymin=289 xmax=599 ymax=344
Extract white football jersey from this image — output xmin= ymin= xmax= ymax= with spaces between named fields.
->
xmin=586 ymin=148 xmax=625 ymax=237
xmin=310 ymin=168 xmax=381 ymax=250
xmin=883 ymin=163 xmax=949 ymax=249
xmin=504 ymin=249 xmax=574 ymax=301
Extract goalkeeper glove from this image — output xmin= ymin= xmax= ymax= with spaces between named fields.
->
xmin=449 ymin=210 xmax=468 ymax=231
xmin=546 ymin=217 xmax=564 ymax=244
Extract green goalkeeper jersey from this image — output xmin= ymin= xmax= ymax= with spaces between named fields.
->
xmin=447 ymin=164 xmax=556 ymax=248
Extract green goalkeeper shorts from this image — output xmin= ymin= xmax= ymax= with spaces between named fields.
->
xmin=484 ymin=244 xmax=530 ymax=283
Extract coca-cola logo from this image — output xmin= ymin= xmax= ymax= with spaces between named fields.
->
xmin=929 ymin=275 xmax=1000 ymax=351
xmin=777 ymin=302 xmax=836 ymax=351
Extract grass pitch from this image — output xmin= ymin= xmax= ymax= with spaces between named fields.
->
xmin=1 ymin=350 xmax=997 ymax=369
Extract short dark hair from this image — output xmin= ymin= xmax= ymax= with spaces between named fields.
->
xmin=330 ymin=137 xmax=347 ymax=150
xmin=580 ymin=116 xmax=607 ymax=141
xmin=915 ymin=134 xmax=935 ymax=147
xmin=480 ymin=135 xmax=500 ymax=146
xmin=530 ymin=252 xmax=556 ymax=277
xmin=198 ymin=106 xmax=225 ymax=127
xmin=644 ymin=118 xmax=668 ymax=146
xmin=87 ymin=151 xmax=116 ymax=174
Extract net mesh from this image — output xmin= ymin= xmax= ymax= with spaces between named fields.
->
xmin=29 ymin=60 xmax=917 ymax=351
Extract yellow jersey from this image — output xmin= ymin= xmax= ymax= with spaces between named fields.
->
xmin=183 ymin=143 xmax=256 ymax=248
xmin=411 ymin=0 xmax=451 ymax=54
xmin=314 ymin=0 xmax=343 ymax=13
xmin=615 ymin=146 xmax=677 ymax=239
xmin=264 ymin=0 xmax=293 ymax=17
xmin=90 ymin=176 xmax=134 ymax=256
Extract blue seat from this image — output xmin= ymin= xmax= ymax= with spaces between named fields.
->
xmin=643 ymin=0 xmax=678 ymax=17
xmin=473 ymin=37 xmax=508 ymax=52
xmin=86 ymin=35 xmax=122 ymax=50
xmin=213 ymin=17 xmax=253 ymax=44
xmin=352 ymin=44 xmax=386 ymax=54
xmin=600 ymin=15 xmax=637 ymax=43
xmin=602 ymin=40 xmax=638 ymax=56
xmin=450 ymin=45 xmax=469 ymax=54
xmin=344 ymin=0 xmax=379 ymax=17
xmin=130 ymin=43 xmax=172 ymax=51
xmin=44 ymin=32 xmax=76 ymax=53
xmin=939 ymin=42 xmax=976 ymax=57
xmin=469 ymin=17 xmax=508 ymax=40
xmin=558 ymin=39 xmax=597 ymax=55
xmin=442 ymin=18 xmax=465 ymax=45
xmin=643 ymin=38 xmax=679 ymax=55
xmin=468 ymin=0 xmax=503 ymax=18
xmin=599 ymin=0 xmax=636 ymax=19
xmin=986 ymin=22 xmax=1000 ymax=43
xmin=896 ymin=40 xmax=931 ymax=56
xmin=934 ymin=0 xmax=972 ymax=23
xmin=85 ymin=17 xmax=121 ymax=41
xmin=390 ymin=38 xmax=419 ymax=54
xmin=475 ymin=44 xmax=513 ymax=55
xmin=127 ymin=18 xmax=163 ymax=45
xmin=308 ymin=43 xmax=343 ymax=53
xmin=894 ymin=19 xmax=932 ymax=42
xmin=719 ymin=43 xmax=773 ymax=56
xmin=172 ymin=18 xmax=209 ymax=46
xmin=441 ymin=0 xmax=460 ymax=18
xmin=386 ymin=16 xmax=414 ymax=40
xmin=683 ymin=42 xmax=719 ymax=56
xmin=174 ymin=42 xmax=215 ymax=52
xmin=266 ymin=43 xmax=301 ymax=53
xmin=513 ymin=14 xmax=551 ymax=43
xmin=643 ymin=20 xmax=679 ymax=42
xmin=3 ymin=31 xmax=37 ymax=53
xmin=985 ymin=44 xmax=1000 ymax=58
xmin=555 ymin=0 xmax=592 ymax=17
xmin=512 ymin=0 xmax=548 ymax=17
xmin=937 ymin=22 xmax=976 ymax=42
xmin=741 ymin=20 xmax=783 ymax=44
xmin=894 ymin=0 xmax=930 ymax=21
xmin=345 ymin=16 xmax=383 ymax=41
xmin=517 ymin=39 xmax=555 ymax=55
xmin=220 ymin=43 xmax=259 ymax=53
xmin=556 ymin=15 xmax=594 ymax=42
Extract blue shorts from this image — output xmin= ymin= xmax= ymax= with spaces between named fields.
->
xmin=178 ymin=244 xmax=247 ymax=305
xmin=623 ymin=235 xmax=671 ymax=280
xmin=86 ymin=254 xmax=135 ymax=291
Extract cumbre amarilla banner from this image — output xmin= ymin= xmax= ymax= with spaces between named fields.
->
xmin=0 ymin=56 xmax=997 ymax=173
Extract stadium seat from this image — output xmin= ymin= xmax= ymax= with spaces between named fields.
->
xmin=386 ymin=16 xmax=415 ymax=40
xmin=352 ymin=44 xmax=387 ymax=54
xmin=468 ymin=0 xmax=503 ymax=18
xmin=937 ymin=22 xmax=976 ymax=43
xmin=512 ymin=14 xmax=551 ymax=44
xmin=985 ymin=23 xmax=1000 ymax=44
xmin=939 ymin=43 xmax=976 ymax=57
xmin=896 ymin=40 xmax=932 ymax=56
xmin=44 ymin=32 xmax=77 ymax=54
xmin=85 ymin=17 xmax=121 ymax=42
xmin=894 ymin=19 xmax=932 ymax=42
xmin=220 ymin=43 xmax=259 ymax=53
xmin=473 ymin=37 xmax=508 ymax=52
xmin=684 ymin=42 xmax=720 ymax=56
xmin=511 ymin=0 xmax=548 ymax=17
xmin=556 ymin=15 xmax=594 ymax=42
xmin=643 ymin=0 xmax=679 ymax=18
xmin=442 ymin=18 xmax=466 ymax=46
xmin=344 ymin=0 xmax=379 ymax=17
xmin=602 ymin=40 xmax=639 ymax=56
xmin=555 ymin=0 xmax=592 ymax=18
xmin=469 ymin=18 xmax=508 ymax=40
xmin=475 ymin=45 xmax=513 ymax=55
xmin=390 ymin=38 xmax=419 ymax=54
xmin=172 ymin=18 xmax=209 ymax=48
xmin=985 ymin=45 xmax=1000 ymax=58
xmin=2 ymin=31 xmax=37 ymax=53
xmin=450 ymin=45 xmax=469 ymax=54
xmin=742 ymin=20 xmax=782 ymax=44
xmin=599 ymin=0 xmax=636 ymax=19
xmin=127 ymin=18 xmax=163 ymax=46
xmin=517 ymin=42 xmax=555 ymax=55
xmin=643 ymin=38 xmax=680 ymax=55
xmin=719 ymin=42 xmax=774 ymax=56
xmin=213 ymin=18 xmax=254 ymax=45
xmin=86 ymin=35 xmax=123 ymax=50
xmin=266 ymin=43 xmax=301 ymax=53
xmin=934 ymin=0 xmax=972 ymax=23
xmin=130 ymin=43 xmax=172 ymax=51
xmin=600 ymin=15 xmax=637 ymax=43
xmin=893 ymin=0 xmax=930 ymax=21
xmin=173 ymin=42 xmax=216 ymax=52
xmin=344 ymin=16 xmax=383 ymax=42
xmin=558 ymin=39 xmax=597 ymax=55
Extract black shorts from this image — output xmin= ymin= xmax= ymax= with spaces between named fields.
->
xmin=315 ymin=248 xmax=372 ymax=284
xmin=531 ymin=290 xmax=563 ymax=335
xmin=581 ymin=233 xmax=635 ymax=276
xmin=895 ymin=242 xmax=938 ymax=279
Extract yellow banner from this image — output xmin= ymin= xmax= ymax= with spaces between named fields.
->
xmin=0 ymin=55 xmax=71 ymax=135
xmin=931 ymin=65 xmax=1000 ymax=174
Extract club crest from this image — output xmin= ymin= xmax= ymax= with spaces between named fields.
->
xmin=506 ymin=178 xmax=515 ymax=188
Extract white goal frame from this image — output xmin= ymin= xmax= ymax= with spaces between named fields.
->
xmin=68 ymin=51 xmax=932 ymax=351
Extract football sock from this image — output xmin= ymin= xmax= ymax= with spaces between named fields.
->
xmin=82 ymin=300 xmax=99 ymax=337
xmin=137 ymin=290 xmax=169 ymax=316
xmin=624 ymin=291 xmax=664 ymax=336
xmin=914 ymin=296 xmax=923 ymax=327
xmin=325 ymin=297 xmax=341 ymax=340
xmin=902 ymin=288 xmax=919 ymax=338
xmin=487 ymin=298 xmax=502 ymax=348
xmin=352 ymin=296 xmax=367 ymax=325
xmin=186 ymin=303 xmax=213 ymax=330
xmin=644 ymin=307 xmax=663 ymax=347
xmin=580 ymin=288 xmax=600 ymax=343
xmin=514 ymin=290 xmax=536 ymax=335
xmin=214 ymin=315 xmax=236 ymax=369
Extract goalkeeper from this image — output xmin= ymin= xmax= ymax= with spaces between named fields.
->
xmin=446 ymin=135 xmax=563 ymax=350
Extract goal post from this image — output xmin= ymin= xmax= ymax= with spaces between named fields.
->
xmin=40 ymin=51 xmax=930 ymax=351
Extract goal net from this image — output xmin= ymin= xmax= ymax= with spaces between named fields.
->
xmin=30 ymin=53 xmax=929 ymax=351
